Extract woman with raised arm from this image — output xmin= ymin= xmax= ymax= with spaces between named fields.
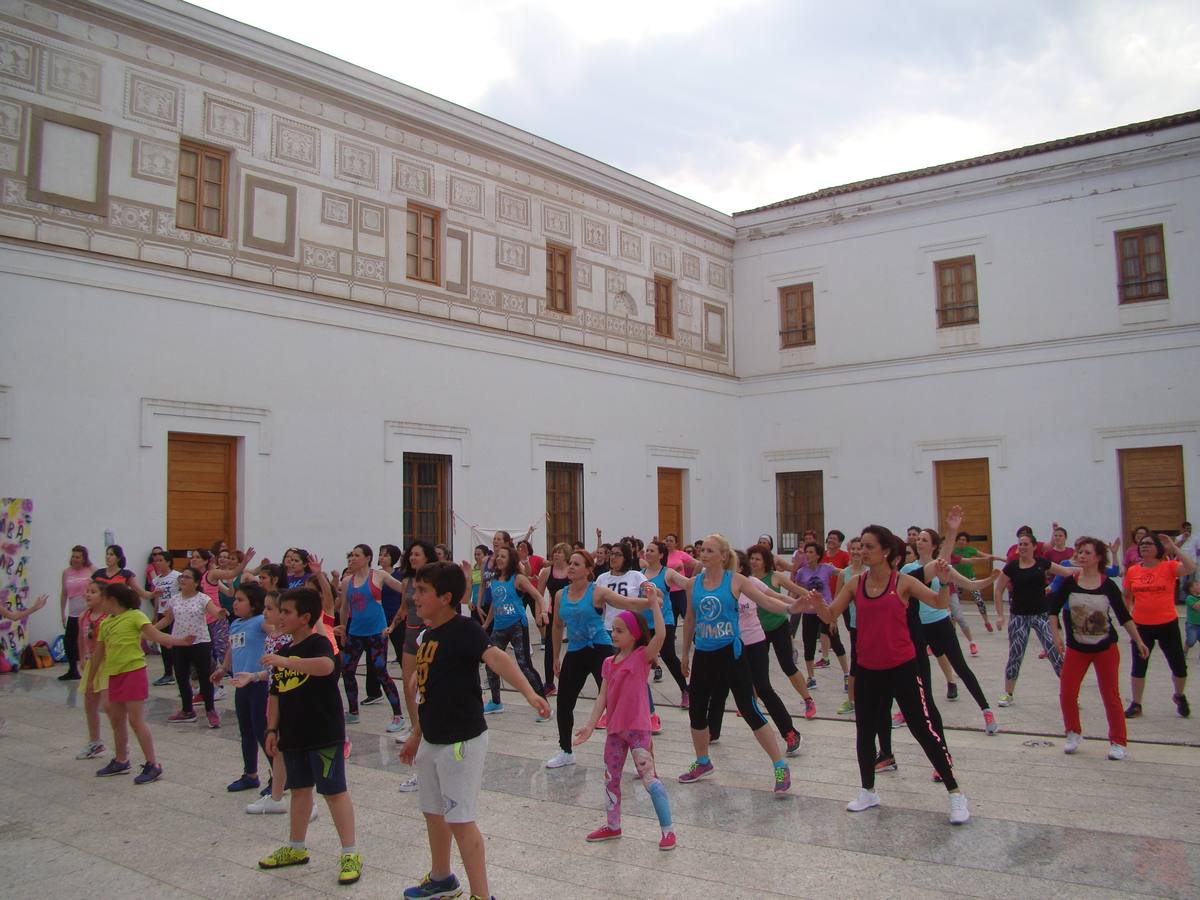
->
xmin=545 ymin=550 xmax=649 ymax=770
xmin=1123 ymin=532 xmax=1195 ymax=719
xmin=678 ymin=534 xmax=813 ymax=795
xmin=480 ymin=544 xmax=549 ymax=718
xmin=814 ymin=524 xmax=970 ymax=825
xmin=747 ymin=543 xmax=817 ymax=718
xmin=641 ymin=540 xmax=692 ymax=709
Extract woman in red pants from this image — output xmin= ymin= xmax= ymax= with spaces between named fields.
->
xmin=1048 ymin=537 xmax=1149 ymax=760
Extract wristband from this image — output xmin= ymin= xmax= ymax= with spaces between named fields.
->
xmin=266 ymin=728 xmax=278 ymax=735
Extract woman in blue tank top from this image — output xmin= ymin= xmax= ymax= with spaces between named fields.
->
xmin=544 ymin=549 xmax=651 ymax=770
xmin=679 ymin=534 xmax=814 ymax=796
xmin=480 ymin=545 xmax=548 ymax=716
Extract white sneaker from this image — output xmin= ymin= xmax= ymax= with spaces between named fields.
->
xmin=846 ymin=788 xmax=880 ymax=812
xmin=1108 ymin=743 xmax=1127 ymax=760
xmin=545 ymin=750 xmax=575 ymax=769
xmin=213 ymin=686 xmax=226 ymax=702
xmin=245 ymin=795 xmax=288 ymax=814
xmin=309 ymin=803 xmax=319 ymax=822
xmin=398 ymin=775 xmax=419 ymax=793
xmin=1064 ymin=731 xmax=1082 ymax=754
xmin=948 ymin=792 xmax=970 ymax=825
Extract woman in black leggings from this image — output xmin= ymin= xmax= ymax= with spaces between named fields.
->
xmin=536 ymin=542 xmax=572 ymax=696
xmin=746 ymin=544 xmax=816 ymax=717
xmin=814 ymin=520 xmax=970 ymax=825
xmin=641 ymin=540 xmax=691 ymax=706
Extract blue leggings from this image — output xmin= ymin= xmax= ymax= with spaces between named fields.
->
xmin=234 ymin=681 xmax=269 ymax=775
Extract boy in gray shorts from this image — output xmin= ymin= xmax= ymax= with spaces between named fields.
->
xmin=398 ymin=561 xmax=550 ymax=900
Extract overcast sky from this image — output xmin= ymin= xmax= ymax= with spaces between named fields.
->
xmin=188 ymin=0 xmax=1200 ymax=214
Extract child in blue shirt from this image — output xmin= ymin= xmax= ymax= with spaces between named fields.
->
xmin=213 ymin=582 xmax=269 ymax=792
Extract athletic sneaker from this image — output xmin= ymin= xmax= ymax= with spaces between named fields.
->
xmin=983 ymin=710 xmax=998 ymax=735
xmin=773 ymin=764 xmax=791 ymax=795
xmin=804 ymin=697 xmax=817 ymax=719
xmin=680 ymin=689 xmax=690 ymax=710
xmin=659 ymin=831 xmax=677 ymax=851
xmin=814 ymin=657 xmax=830 ymax=669
xmin=586 ymin=825 xmax=622 ymax=842
xmin=483 ymin=701 xmax=503 ymax=715
xmin=1038 ymin=650 xmax=1048 ymax=659
xmin=653 ymin=665 xmax=663 ymax=683
xmin=76 ymin=741 xmax=106 ymax=760
xmin=1108 ymin=743 xmax=1127 ymax=760
xmin=984 ymin=621 xmax=993 ymax=633
xmin=403 ymin=872 xmax=462 ymax=899
xmin=891 ymin=711 xmax=905 ymax=728
xmin=596 ymin=713 xmax=607 ymax=730
xmin=206 ymin=710 xmax=221 ymax=729
xmin=806 ymin=677 xmax=817 ymax=690
xmin=361 ymin=694 xmax=384 ymax=706
xmin=931 ymin=769 xmax=943 ymax=783
xmin=167 ymin=710 xmax=197 ymax=724
xmin=545 ymin=750 xmax=575 ymax=769
xmin=387 ymin=716 xmax=407 ymax=733
xmin=998 ymin=692 xmax=1014 ymax=708
xmin=946 ymin=683 xmax=958 ymax=701
xmin=1064 ymin=731 xmax=1082 ymax=754
xmin=345 ymin=712 xmax=361 ymax=724
xmin=1123 ymin=701 xmax=1142 ymax=718
xmin=95 ymin=758 xmax=131 ymax=777
xmin=1173 ymin=693 xmax=1191 ymax=718
xmin=134 ymin=762 xmax=163 ymax=785
xmin=874 ymin=755 xmax=897 ymax=773
xmin=545 ymin=685 xmax=557 ymax=697
xmin=152 ymin=674 xmax=174 ymax=686
xmin=339 ymin=853 xmax=362 ymax=885
xmin=837 ymin=700 xmax=854 ymax=716
xmin=948 ymin=792 xmax=970 ymax=825
xmin=398 ymin=775 xmax=419 ymax=793
xmin=535 ymin=709 xmax=553 ymax=723
xmin=245 ymin=795 xmax=288 ymax=814
xmin=650 ymin=714 xmax=663 ymax=735
xmin=785 ymin=730 xmax=802 ymax=756
xmin=58 ymin=669 xmax=81 ymax=681
xmin=846 ymin=788 xmax=880 ymax=812
xmin=213 ymin=686 xmax=226 ymax=702
xmin=227 ymin=774 xmax=260 ymax=792
xmin=677 ymin=760 xmax=714 ymax=783
xmin=969 ymin=642 xmax=978 ymax=657
xmin=258 ymin=846 xmax=310 ymax=869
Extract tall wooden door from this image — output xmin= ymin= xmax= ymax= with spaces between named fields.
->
xmin=934 ymin=458 xmax=993 ymax=598
xmin=776 ymin=471 xmax=823 ymax=554
xmin=167 ymin=433 xmax=237 ymax=563
xmin=657 ymin=468 xmax=684 ymax=541
xmin=1119 ymin=446 xmax=1186 ymax=550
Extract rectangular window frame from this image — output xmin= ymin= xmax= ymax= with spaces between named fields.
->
xmin=177 ymin=140 xmax=229 ymax=237
xmin=933 ymin=255 xmax=979 ymax=329
xmin=545 ymin=242 xmax=572 ymax=314
xmin=545 ymin=461 xmax=584 ymax=553
xmin=403 ymin=452 xmax=451 ymax=548
xmin=406 ymin=202 xmax=441 ymax=285
xmin=776 ymin=470 xmax=824 ymax=554
xmin=1114 ymin=224 xmax=1168 ymax=304
xmin=779 ymin=282 xmax=815 ymax=347
xmin=654 ymin=276 xmax=674 ymax=339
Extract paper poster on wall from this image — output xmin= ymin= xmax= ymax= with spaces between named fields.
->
xmin=1 ymin=498 xmax=33 ymax=668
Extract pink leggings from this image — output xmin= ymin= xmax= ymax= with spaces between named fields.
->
xmin=603 ymin=729 xmax=665 ymax=830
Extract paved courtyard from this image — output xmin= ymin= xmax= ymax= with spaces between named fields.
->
xmin=1 ymin=611 xmax=1196 ymax=898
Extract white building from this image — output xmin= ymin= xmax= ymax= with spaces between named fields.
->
xmin=0 ymin=0 xmax=1196 ymax=645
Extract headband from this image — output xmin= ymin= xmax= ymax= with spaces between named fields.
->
xmin=616 ymin=609 xmax=643 ymax=640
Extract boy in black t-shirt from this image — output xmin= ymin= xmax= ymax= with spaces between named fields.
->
xmin=257 ymin=588 xmax=362 ymax=886
xmin=398 ymin=562 xmax=550 ymax=900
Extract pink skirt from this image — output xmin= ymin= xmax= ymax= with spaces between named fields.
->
xmin=108 ymin=666 xmax=149 ymax=703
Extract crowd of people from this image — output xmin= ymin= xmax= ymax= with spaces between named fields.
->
xmin=41 ymin=513 xmax=1197 ymax=895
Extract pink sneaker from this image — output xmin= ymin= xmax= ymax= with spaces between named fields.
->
xmin=804 ymin=697 xmax=817 ymax=719
xmin=680 ymin=690 xmax=689 ymax=710
xmin=678 ymin=760 xmax=714 ymax=783
xmin=891 ymin=711 xmax=905 ymax=728
xmin=596 ymin=714 xmax=607 ymax=731
xmin=969 ymin=642 xmax=979 ymax=657
xmin=586 ymin=825 xmax=622 ymax=842
xmin=650 ymin=714 xmax=662 ymax=735
xmin=984 ymin=621 xmax=994 ymax=633
xmin=167 ymin=710 xmax=197 ymax=724
xmin=344 ymin=740 xmax=352 ymax=759
xmin=206 ymin=710 xmax=220 ymax=729
xmin=658 ymin=831 xmax=677 ymax=851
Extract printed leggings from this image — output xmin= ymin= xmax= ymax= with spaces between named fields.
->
xmin=557 ymin=645 xmax=613 ymax=752
xmin=235 ymin=680 xmax=269 ymax=774
xmin=603 ymin=729 xmax=671 ymax=830
xmin=487 ymin=623 xmax=545 ymax=705
xmin=923 ymin=617 xmax=989 ymax=711
xmin=1006 ymin=614 xmax=1064 ymax=682
xmin=856 ymin=659 xmax=956 ymax=791
xmin=208 ymin=617 xmax=230 ymax=672
xmin=707 ymin=638 xmax=794 ymax=741
xmin=342 ymin=632 xmax=402 ymax=715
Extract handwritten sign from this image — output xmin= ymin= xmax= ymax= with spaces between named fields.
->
xmin=0 ymin=498 xmax=33 ymax=668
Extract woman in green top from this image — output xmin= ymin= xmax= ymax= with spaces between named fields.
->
xmin=747 ymin=544 xmax=816 ymax=719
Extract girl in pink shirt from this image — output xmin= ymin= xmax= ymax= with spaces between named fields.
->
xmin=574 ymin=585 xmax=676 ymax=851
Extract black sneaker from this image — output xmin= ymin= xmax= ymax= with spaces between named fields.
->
xmin=134 ymin=763 xmax=163 ymax=785
xmin=947 ymin=683 xmax=958 ymax=701
xmin=1174 ymin=693 xmax=1191 ymax=718
xmin=653 ymin=665 xmax=663 ymax=683
xmin=1124 ymin=702 xmax=1142 ymax=719
xmin=361 ymin=695 xmax=385 ymax=706
xmin=58 ymin=670 xmax=81 ymax=681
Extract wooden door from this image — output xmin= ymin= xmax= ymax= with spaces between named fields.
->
xmin=776 ymin=471 xmax=823 ymax=554
xmin=167 ymin=433 xmax=237 ymax=564
xmin=934 ymin=458 xmax=993 ymax=598
xmin=657 ymin=467 xmax=684 ymax=541
xmin=546 ymin=461 xmax=583 ymax=552
xmin=1119 ymin=446 xmax=1186 ymax=551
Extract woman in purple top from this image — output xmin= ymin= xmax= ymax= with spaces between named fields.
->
xmin=793 ymin=542 xmax=849 ymax=686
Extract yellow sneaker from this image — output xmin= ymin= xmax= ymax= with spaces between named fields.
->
xmin=258 ymin=845 xmax=309 ymax=869
xmin=338 ymin=852 xmax=362 ymax=885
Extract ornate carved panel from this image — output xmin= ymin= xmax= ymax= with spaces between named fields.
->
xmin=496 ymin=237 xmax=528 ymax=274
xmin=496 ymin=189 xmax=530 ymax=228
xmin=393 ymin=154 xmax=432 ymax=198
xmin=45 ymin=49 xmax=102 ymax=106
xmin=543 ymin=203 xmax=571 ymax=238
xmin=618 ymin=229 xmax=642 ymax=263
xmin=124 ymin=69 xmax=183 ymax=129
xmin=320 ymin=191 xmax=352 ymax=228
xmin=448 ymin=174 xmax=483 ymax=214
xmin=204 ymin=94 xmax=254 ymax=149
xmin=583 ymin=216 xmax=609 ymax=253
xmin=270 ymin=115 xmax=320 ymax=173
xmin=0 ymin=34 xmax=38 ymax=89
xmin=132 ymin=138 xmax=177 ymax=184
xmin=334 ymin=135 xmax=377 ymax=187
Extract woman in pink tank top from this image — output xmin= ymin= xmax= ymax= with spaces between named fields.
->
xmin=813 ymin=516 xmax=972 ymax=826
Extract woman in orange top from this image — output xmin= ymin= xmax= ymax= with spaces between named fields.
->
xmin=1123 ymin=533 xmax=1195 ymax=719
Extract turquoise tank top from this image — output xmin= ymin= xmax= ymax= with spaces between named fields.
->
xmin=559 ymin=583 xmax=611 ymax=650
xmin=693 ymin=570 xmax=741 ymax=656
